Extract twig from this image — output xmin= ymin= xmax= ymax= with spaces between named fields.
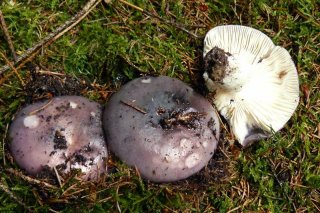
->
xmin=2 ymin=124 xmax=9 ymax=166
xmin=311 ymin=199 xmax=320 ymax=212
xmin=227 ymin=206 xmax=242 ymax=213
xmin=214 ymin=106 xmax=230 ymax=135
xmin=62 ymin=184 xmax=86 ymax=197
xmin=49 ymin=208 xmax=61 ymax=213
xmin=0 ymin=10 xmax=18 ymax=62
xmin=28 ymin=99 xmax=53 ymax=115
xmin=53 ymin=166 xmax=63 ymax=189
xmin=5 ymin=168 xmax=57 ymax=189
xmin=116 ymin=185 xmax=122 ymax=213
xmin=290 ymin=182 xmax=310 ymax=188
xmin=37 ymin=70 xmax=66 ymax=76
xmin=120 ymin=99 xmax=147 ymax=114
xmin=0 ymin=181 xmax=32 ymax=212
xmin=118 ymin=0 xmax=143 ymax=12
xmin=218 ymin=146 xmax=230 ymax=160
xmin=0 ymin=0 xmax=102 ymax=74
xmin=1 ymin=138 xmax=4 ymax=166
xmin=0 ymin=72 xmax=14 ymax=86
xmin=119 ymin=55 xmax=146 ymax=73
xmin=118 ymin=0 xmax=200 ymax=38
xmin=295 ymin=8 xmax=320 ymax=28
xmin=0 ymin=51 xmax=25 ymax=86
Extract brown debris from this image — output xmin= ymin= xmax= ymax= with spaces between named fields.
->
xmin=25 ymin=72 xmax=87 ymax=102
xmin=278 ymin=70 xmax=288 ymax=80
xmin=0 ymin=51 xmax=25 ymax=86
xmin=160 ymin=110 xmax=206 ymax=130
xmin=301 ymin=84 xmax=311 ymax=107
xmin=0 ymin=10 xmax=18 ymax=62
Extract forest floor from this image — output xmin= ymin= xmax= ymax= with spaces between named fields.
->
xmin=0 ymin=0 xmax=319 ymax=212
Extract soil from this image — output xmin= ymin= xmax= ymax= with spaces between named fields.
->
xmin=53 ymin=130 xmax=67 ymax=150
xmin=203 ymin=46 xmax=230 ymax=82
xmin=24 ymin=71 xmax=87 ymax=103
xmin=159 ymin=109 xmax=206 ymax=130
xmin=36 ymin=165 xmax=60 ymax=185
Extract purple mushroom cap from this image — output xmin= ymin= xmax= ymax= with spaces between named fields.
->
xmin=103 ymin=76 xmax=220 ymax=182
xmin=9 ymin=96 xmax=108 ymax=181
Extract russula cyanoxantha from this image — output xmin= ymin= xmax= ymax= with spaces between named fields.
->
xmin=203 ymin=25 xmax=299 ymax=146
xmin=103 ymin=76 xmax=220 ymax=182
xmin=9 ymin=96 xmax=107 ymax=181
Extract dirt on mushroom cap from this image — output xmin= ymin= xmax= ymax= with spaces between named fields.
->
xmin=8 ymin=96 xmax=108 ymax=181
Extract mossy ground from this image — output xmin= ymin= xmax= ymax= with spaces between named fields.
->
xmin=0 ymin=0 xmax=319 ymax=212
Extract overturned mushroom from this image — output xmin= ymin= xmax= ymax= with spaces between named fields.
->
xmin=103 ymin=76 xmax=220 ymax=182
xmin=9 ymin=96 xmax=107 ymax=181
xmin=203 ymin=25 xmax=299 ymax=146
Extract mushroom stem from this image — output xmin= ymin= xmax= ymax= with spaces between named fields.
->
xmin=203 ymin=46 xmax=249 ymax=94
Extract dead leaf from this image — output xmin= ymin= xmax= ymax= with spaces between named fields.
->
xmin=301 ymin=84 xmax=310 ymax=106
xmin=199 ymin=3 xmax=208 ymax=12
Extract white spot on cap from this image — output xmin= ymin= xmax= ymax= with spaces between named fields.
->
xmin=176 ymin=162 xmax=184 ymax=169
xmin=202 ymin=141 xmax=208 ymax=148
xmin=70 ymin=101 xmax=78 ymax=109
xmin=179 ymin=138 xmax=193 ymax=157
xmin=161 ymin=145 xmax=180 ymax=163
xmin=23 ymin=115 xmax=40 ymax=128
xmin=183 ymin=108 xmax=197 ymax=113
xmin=90 ymin=112 xmax=96 ymax=117
xmin=141 ymin=78 xmax=151 ymax=84
xmin=185 ymin=153 xmax=200 ymax=168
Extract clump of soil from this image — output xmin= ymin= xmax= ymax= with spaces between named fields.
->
xmin=203 ymin=46 xmax=230 ymax=83
xmin=36 ymin=165 xmax=60 ymax=185
xmin=159 ymin=109 xmax=207 ymax=130
xmin=25 ymin=72 xmax=87 ymax=103
xmin=53 ymin=131 xmax=67 ymax=150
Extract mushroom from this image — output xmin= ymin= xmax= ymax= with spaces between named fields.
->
xmin=103 ymin=76 xmax=220 ymax=182
xmin=203 ymin=25 xmax=299 ymax=146
xmin=9 ymin=96 xmax=107 ymax=181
